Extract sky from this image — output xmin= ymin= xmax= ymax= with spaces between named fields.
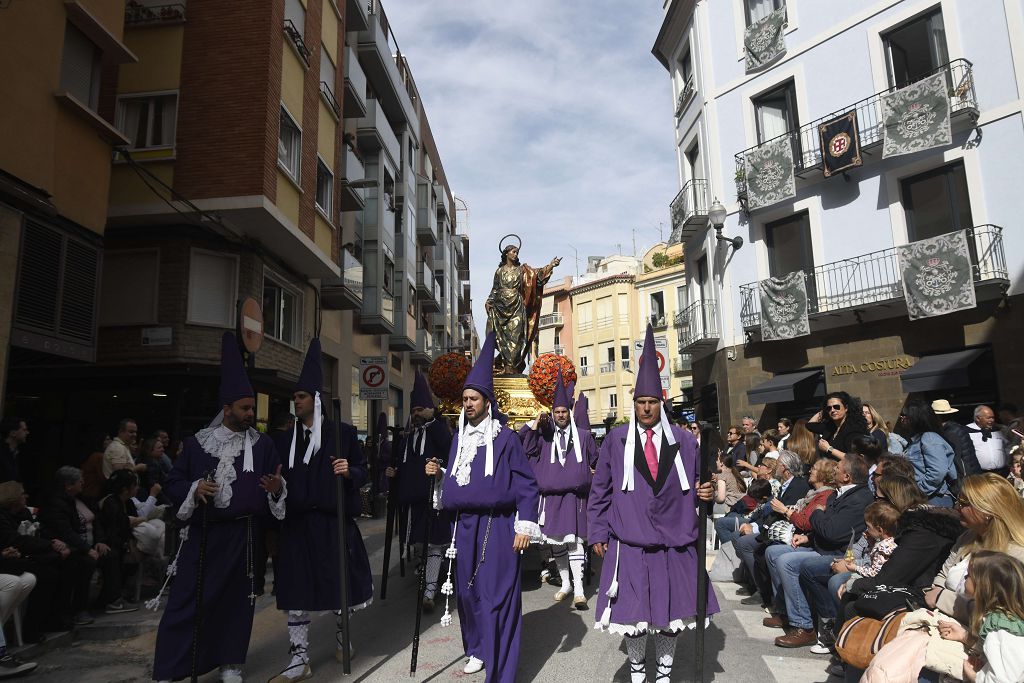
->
xmin=385 ymin=0 xmax=679 ymax=336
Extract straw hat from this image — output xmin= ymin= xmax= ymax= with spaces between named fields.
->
xmin=931 ymin=399 xmax=958 ymax=415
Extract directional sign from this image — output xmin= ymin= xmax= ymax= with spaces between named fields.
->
xmin=634 ymin=336 xmax=671 ymax=400
xmin=359 ymin=356 xmax=388 ymax=400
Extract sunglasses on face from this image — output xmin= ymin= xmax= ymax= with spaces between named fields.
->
xmin=827 ymin=404 xmax=843 ymax=412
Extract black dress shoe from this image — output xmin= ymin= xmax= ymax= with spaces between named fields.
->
xmin=740 ymin=594 xmax=765 ymax=606
xmin=736 ymin=585 xmax=756 ymax=596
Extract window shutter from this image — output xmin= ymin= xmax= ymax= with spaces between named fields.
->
xmin=60 ymin=23 xmax=99 ymax=107
xmin=59 ymin=239 xmax=99 ymax=342
xmin=285 ymin=0 xmax=305 ymax=36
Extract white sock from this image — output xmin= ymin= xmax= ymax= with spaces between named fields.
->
xmin=283 ymin=610 xmax=309 ymax=677
xmin=625 ymin=633 xmax=648 ymax=683
xmin=568 ymin=542 xmax=585 ymax=597
xmin=654 ymin=631 xmax=677 ymax=681
xmin=425 ymin=544 xmax=444 ymax=600
xmin=552 ymin=544 xmax=570 ymax=589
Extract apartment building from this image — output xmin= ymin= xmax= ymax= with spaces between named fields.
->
xmin=654 ymin=0 xmax=1022 ymax=427
xmin=537 ymin=276 xmax=574 ymax=359
xmin=1 ymin=0 xmax=470 ymax=462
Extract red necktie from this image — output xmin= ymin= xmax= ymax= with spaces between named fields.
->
xmin=644 ymin=428 xmax=658 ymax=480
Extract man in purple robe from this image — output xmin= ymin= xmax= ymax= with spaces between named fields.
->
xmin=588 ymin=325 xmax=719 ymax=683
xmin=268 ymin=338 xmax=373 ymax=682
xmin=425 ymin=332 xmax=540 ymax=681
xmin=389 ymin=371 xmax=452 ymax=612
xmin=519 ymin=369 xmax=597 ymax=608
xmin=153 ymin=333 xmax=286 ymax=683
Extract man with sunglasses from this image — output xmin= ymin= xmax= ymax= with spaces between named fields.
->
xmin=724 ymin=426 xmax=746 ymax=464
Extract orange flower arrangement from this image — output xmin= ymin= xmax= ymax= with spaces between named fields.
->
xmin=528 ymin=354 xmax=578 ymax=407
xmin=428 ymin=352 xmax=472 ymax=401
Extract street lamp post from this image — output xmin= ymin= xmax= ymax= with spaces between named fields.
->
xmin=709 ymin=199 xmax=742 ymax=250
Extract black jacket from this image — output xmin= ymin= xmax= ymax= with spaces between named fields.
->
xmin=940 ymin=421 xmax=980 ymax=478
xmin=809 ymin=483 xmax=873 ymax=554
xmin=849 ymin=505 xmax=963 ymax=596
xmin=39 ymin=492 xmax=95 ymax=552
xmin=808 ymin=419 xmax=869 ymax=456
xmin=0 ymin=507 xmax=54 ymax=558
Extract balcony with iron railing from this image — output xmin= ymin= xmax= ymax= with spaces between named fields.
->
xmin=282 ymin=19 xmax=310 ymax=66
xmin=668 ymin=178 xmax=710 ymax=244
xmin=539 ymin=312 xmax=564 ymax=328
xmin=733 ymin=60 xmax=979 ymax=203
xmin=671 ymin=355 xmax=693 ymax=374
xmin=579 ymin=365 xmax=592 ymax=376
xmin=676 ymin=299 xmax=720 ymax=351
xmin=621 ymin=359 xmax=632 ymax=371
xmin=321 ymin=249 xmax=363 ymax=311
xmin=650 ymin=313 xmax=668 ymax=330
xmin=599 ymin=362 xmax=616 ymax=374
xmin=319 ymin=81 xmax=340 ymax=119
xmin=738 ymin=225 xmax=1009 ymax=331
xmin=674 ymin=75 xmax=696 ymax=119
xmin=125 ymin=2 xmax=185 ymax=26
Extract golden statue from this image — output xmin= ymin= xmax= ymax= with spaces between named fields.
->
xmin=485 ymin=235 xmax=560 ymax=375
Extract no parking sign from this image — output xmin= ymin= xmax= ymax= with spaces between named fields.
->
xmin=359 ymin=356 xmax=388 ymax=400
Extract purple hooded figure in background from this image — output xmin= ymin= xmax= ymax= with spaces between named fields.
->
xmin=587 ymin=324 xmax=720 ymax=683
xmin=428 ymin=331 xmax=540 ymax=681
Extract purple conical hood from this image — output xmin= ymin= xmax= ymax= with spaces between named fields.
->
xmin=464 ymin=331 xmax=496 ymax=401
xmin=552 ymin=367 xmax=572 ymax=409
xmin=634 ymin=324 xmax=662 ymax=400
xmin=573 ymin=391 xmax=590 ymax=427
xmin=411 ymin=370 xmax=436 ymax=410
xmin=376 ymin=411 xmax=388 ymax=437
xmin=219 ymin=332 xmax=254 ymax=407
xmin=296 ymin=338 xmax=323 ymax=395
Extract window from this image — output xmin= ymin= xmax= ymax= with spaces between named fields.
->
xmin=676 ymin=285 xmax=687 ymax=312
xmin=621 ymin=345 xmax=630 ymax=360
xmin=765 ymin=212 xmax=816 ymax=309
xmin=680 ymin=50 xmax=693 ymax=85
xmin=650 ymin=292 xmax=665 ymax=321
xmin=187 ymin=250 xmax=237 ymax=327
xmin=607 ymin=390 xmax=618 ymax=409
xmin=696 ymin=255 xmax=708 ymax=302
xmin=117 ymin=94 xmax=178 ymax=149
xmin=606 ymin=346 xmax=616 ymax=363
xmin=60 ymin=23 xmax=102 ymax=110
xmin=901 ymin=162 xmax=973 ymax=242
xmin=99 ymin=249 xmax=159 ymax=326
xmin=383 ymin=252 xmax=395 ymax=295
xmin=883 ymin=9 xmax=948 ymax=89
xmin=278 ymin=106 xmax=301 ymax=180
xmin=745 ymin=0 xmax=784 ymax=26
xmin=685 ymin=143 xmax=701 ymax=182
xmin=321 ymin=48 xmax=336 ymax=92
xmin=753 ymin=81 xmax=799 ymax=144
xmin=263 ymin=271 xmax=301 ymax=346
xmin=316 ymin=157 xmax=334 ymax=217
xmin=285 ymin=0 xmax=305 ymax=37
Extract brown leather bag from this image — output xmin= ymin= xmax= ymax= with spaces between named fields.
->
xmin=835 ymin=610 xmax=908 ymax=670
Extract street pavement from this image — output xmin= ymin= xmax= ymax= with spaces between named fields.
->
xmin=23 ymin=516 xmax=844 ymax=682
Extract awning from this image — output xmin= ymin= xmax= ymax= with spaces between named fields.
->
xmin=900 ymin=348 xmax=987 ymax=393
xmin=747 ymin=369 xmax=824 ymax=405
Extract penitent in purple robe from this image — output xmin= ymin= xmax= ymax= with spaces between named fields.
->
xmin=270 ymin=420 xmax=373 ymax=613
xmin=440 ymin=426 xmax=540 ymax=683
xmin=587 ymin=422 xmax=720 ymax=634
xmin=153 ymin=427 xmax=286 ymax=681
xmin=395 ymin=419 xmax=454 ymax=546
xmin=519 ymin=424 xmax=598 ymax=544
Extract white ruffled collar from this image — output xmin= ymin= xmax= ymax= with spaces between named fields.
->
xmin=195 ymin=425 xmax=260 ymax=509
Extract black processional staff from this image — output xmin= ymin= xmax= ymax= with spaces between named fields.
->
xmin=410 ymin=461 xmax=438 ymax=676
xmin=190 ymin=470 xmax=216 ymax=683
xmin=694 ymin=425 xmax=719 ymax=683
xmin=332 ymin=398 xmax=353 ymax=675
xmin=380 ymin=422 xmax=397 ymax=600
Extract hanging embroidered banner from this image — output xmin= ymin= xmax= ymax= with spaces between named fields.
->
xmin=744 ymin=6 xmax=787 ymax=72
xmin=882 ymin=72 xmax=952 ymax=158
xmin=898 ymin=229 xmax=976 ymax=320
xmin=759 ymin=270 xmax=810 ymax=341
xmin=818 ymin=111 xmax=862 ymax=177
xmin=744 ymin=136 xmax=796 ymax=211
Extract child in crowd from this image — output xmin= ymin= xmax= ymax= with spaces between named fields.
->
xmin=938 ymin=550 xmax=1024 ymax=683
xmin=1008 ymin=452 xmax=1023 ymax=498
xmin=834 ymin=501 xmax=900 ymax=583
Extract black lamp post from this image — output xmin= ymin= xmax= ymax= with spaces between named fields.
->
xmin=709 ymin=199 xmax=743 ymax=250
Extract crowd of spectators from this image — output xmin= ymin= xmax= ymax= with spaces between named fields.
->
xmin=693 ymin=395 xmax=1024 ymax=682
xmin=0 ymin=415 xmax=177 ymax=676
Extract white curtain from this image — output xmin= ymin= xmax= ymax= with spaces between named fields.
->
xmin=759 ymin=103 xmax=789 ymax=141
xmin=747 ymin=0 xmax=776 ymax=24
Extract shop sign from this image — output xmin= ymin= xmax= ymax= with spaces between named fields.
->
xmin=831 ymin=356 xmax=914 ymax=378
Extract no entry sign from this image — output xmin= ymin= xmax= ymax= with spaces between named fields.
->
xmin=359 ymin=356 xmax=388 ymax=400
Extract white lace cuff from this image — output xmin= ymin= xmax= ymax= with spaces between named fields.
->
xmin=514 ymin=520 xmax=541 ymax=540
xmin=267 ymin=478 xmax=287 ymax=520
xmin=176 ymin=480 xmax=202 ymax=521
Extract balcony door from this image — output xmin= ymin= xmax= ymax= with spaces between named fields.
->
xmin=901 ymin=162 xmax=973 ymax=241
xmin=766 ymin=212 xmax=817 ymax=312
xmin=883 ymin=9 xmax=949 ymax=88
xmin=753 ymin=81 xmax=801 ymax=167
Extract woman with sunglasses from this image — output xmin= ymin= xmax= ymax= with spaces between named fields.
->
xmin=807 ymin=392 xmax=869 ymax=462
xmin=902 ymin=398 xmax=959 ymax=507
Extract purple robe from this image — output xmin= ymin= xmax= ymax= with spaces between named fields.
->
xmin=518 ymin=424 xmax=598 ymax=544
xmin=153 ymin=430 xmax=282 ymax=681
xmin=395 ymin=419 xmax=454 ymax=546
xmin=440 ymin=426 xmax=539 ymax=683
xmin=587 ymin=423 xmax=720 ymax=634
xmin=270 ymin=420 xmax=373 ymax=612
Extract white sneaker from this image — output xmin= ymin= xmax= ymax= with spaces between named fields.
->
xmin=220 ymin=666 xmax=243 ymax=683
xmin=810 ymin=640 xmax=833 ymax=655
xmin=463 ymin=656 xmax=484 ymax=674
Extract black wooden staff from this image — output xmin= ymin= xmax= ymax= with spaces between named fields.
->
xmin=410 ymin=467 xmax=437 ymax=676
xmin=694 ymin=426 xmax=715 ymax=683
xmin=380 ymin=428 xmax=397 ymax=600
xmin=333 ymin=398 xmax=352 ymax=675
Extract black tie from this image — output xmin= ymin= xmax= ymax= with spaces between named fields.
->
xmin=301 ymin=427 xmax=311 ymax=453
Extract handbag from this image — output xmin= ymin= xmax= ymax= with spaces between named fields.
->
xmin=835 ymin=609 xmax=908 ymax=670
xmin=765 ymin=520 xmax=795 ymax=546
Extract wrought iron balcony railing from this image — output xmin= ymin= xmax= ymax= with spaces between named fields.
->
xmin=599 ymin=362 xmax=616 ymax=374
xmin=671 ymin=355 xmax=693 ymax=374
xmin=125 ymin=2 xmax=185 ymax=25
xmin=621 ymin=359 xmax=632 ymax=371
xmin=283 ymin=19 xmax=311 ymax=66
xmin=674 ymin=76 xmax=695 ymax=118
xmin=670 ymin=178 xmax=710 ymax=231
xmin=676 ymin=299 xmax=720 ymax=351
xmin=734 ymin=59 xmax=978 ymax=193
xmin=738 ymin=225 xmax=1008 ymax=329
xmin=320 ymin=82 xmax=340 ymax=118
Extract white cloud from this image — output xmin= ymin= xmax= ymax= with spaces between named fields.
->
xmin=383 ymin=0 xmax=679 ymax=333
